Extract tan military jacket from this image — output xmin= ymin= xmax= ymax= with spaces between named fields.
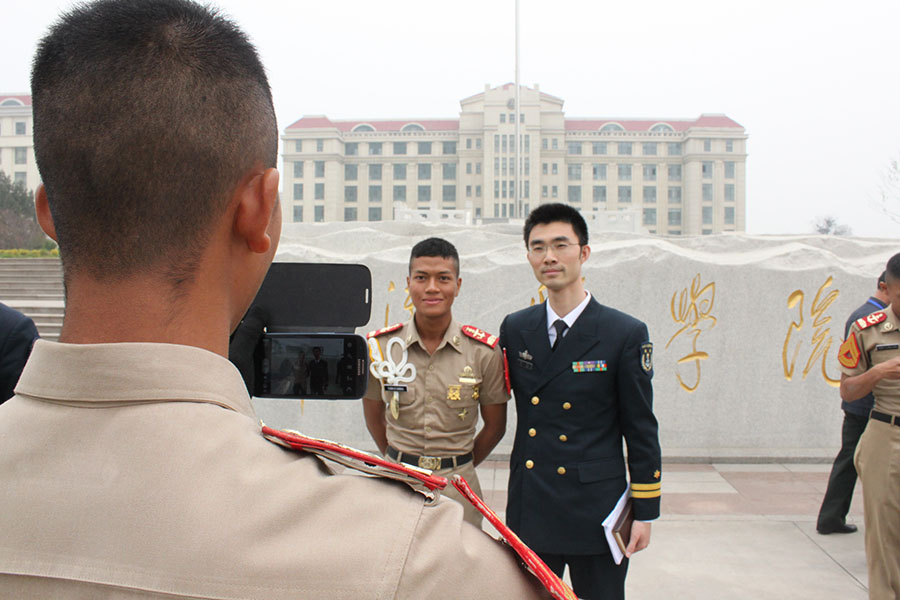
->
xmin=0 ymin=341 xmax=544 ymax=599
xmin=838 ymin=304 xmax=900 ymax=415
xmin=366 ymin=318 xmax=509 ymax=457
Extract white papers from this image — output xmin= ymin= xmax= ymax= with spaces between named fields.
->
xmin=601 ymin=489 xmax=630 ymax=565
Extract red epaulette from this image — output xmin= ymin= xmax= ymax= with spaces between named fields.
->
xmin=461 ymin=325 xmax=499 ymax=348
xmin=856 ymin=311 xmax=887 ymax=331
xmin=367 ymin=322 xmax=403 ymax=339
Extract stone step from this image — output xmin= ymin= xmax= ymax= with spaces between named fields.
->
xmin=0 ymin=293 xmax=65 ymax=301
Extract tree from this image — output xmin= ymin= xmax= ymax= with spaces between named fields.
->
xmin=878 ymin=155 xmax=900 ymax=225
xmin=0 ymin=171 xmax=51 ymax=249
xmin=812 ymin=216 xmax=852 ymax=236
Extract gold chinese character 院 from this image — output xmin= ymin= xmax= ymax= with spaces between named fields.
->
xmin=782 ymin=276 xmax=841 ymax=387
xmin=666 ymin=273 xmax=717 ymax=392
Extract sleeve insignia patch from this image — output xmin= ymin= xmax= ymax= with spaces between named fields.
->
xmin=367 ymin=322 xmax=403 ymax=339
xmin=838 ymin=332 xmax=861 ymax=369
xmin=462 ymin=325 xmax=499 ymax=348
xmin=640 ymin=342 xmax=654 ymax=374
xmin=856 ymin=311 xmax=887 ymax=331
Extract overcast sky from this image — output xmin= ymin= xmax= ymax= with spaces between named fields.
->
xmin=3 ymin=0 xmax=899 ymax=238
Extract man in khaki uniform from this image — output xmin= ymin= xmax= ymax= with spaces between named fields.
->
xmin=0 ymin=2 xmax=545 ymax=598
xmin=364 ymin=238 xmax=509 ymax=526
xmin=838 ymin=252 xmax=900 ymax=600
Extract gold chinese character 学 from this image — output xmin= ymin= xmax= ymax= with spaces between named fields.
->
xmin=666 ymin=273 xmax=717 ymax=392
xmin=782 ymin=276 xmax=840 ymax=388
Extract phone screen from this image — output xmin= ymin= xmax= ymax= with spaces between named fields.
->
xmin=254 ymin=333 xmax=369 ymax=399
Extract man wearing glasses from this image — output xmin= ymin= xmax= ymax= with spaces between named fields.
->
xmin=499 ymin=203 xmax=661 ymax=600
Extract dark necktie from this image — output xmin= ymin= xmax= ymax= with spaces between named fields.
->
xmin=551 ymin=319 xmax=568 ymax=351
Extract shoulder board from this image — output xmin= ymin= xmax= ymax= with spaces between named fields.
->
xmin=856 ymin=311 xmax=887 ymax=331
xmin=367 ymin=322 xmax=403 ymax=339
xmin=461 ymin=325 xmax=499 ymax=348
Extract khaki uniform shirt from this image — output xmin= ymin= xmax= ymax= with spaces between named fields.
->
xmin=838 ymin=305 xmax=900 ymax=415
xmin=366 ymin=319 xmax=509 ymax=457
xmin=0 ymin=341 xmax=544 ymax=599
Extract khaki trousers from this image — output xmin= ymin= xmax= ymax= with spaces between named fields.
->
xmin=855 ymin=419 xmax=900 ymax=600
xmin=433 ymin=460 xmax=484 ymax=528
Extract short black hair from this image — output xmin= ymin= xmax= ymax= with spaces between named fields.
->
xmin=31 ymin=0 xmax=277 ymax=285
xmin=886 ymin=255 xmax=900 ymax=283
xmin=409 ymin=237 xmax=460 ymax=276
xmin=523 ymin=203 xmax=589 ymax=247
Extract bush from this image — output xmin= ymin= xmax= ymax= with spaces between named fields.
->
xmin=0 ymin=248 xmax=60 ymax=258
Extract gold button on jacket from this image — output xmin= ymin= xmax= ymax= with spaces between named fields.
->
xmin=525 ymin=460 xmax=534 ymax=469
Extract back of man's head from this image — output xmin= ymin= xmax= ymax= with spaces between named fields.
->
xmin=31 ymin=0 xmax=277 ymax=284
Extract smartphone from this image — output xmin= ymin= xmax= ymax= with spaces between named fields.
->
xmin=254 ymin=333 xmax=369 ymax=399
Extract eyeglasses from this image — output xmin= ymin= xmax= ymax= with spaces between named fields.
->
xmin=527 ymin=241 xmax=579 ymax=257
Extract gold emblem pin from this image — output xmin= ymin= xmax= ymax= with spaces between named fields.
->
xmin=472 ymin=385 xmax=480 ymax=401
xmin=457 ymin=408 xmax=468 ymax=420
xmin=884 ymin=321 xmax=895 ymax=332
xmin=452 ymin=335 xmax=461 ymax=346
xmin=519 ymin=349 xmax=533 ymax=361
xmin=459 ymin=365 xmax=477 ymax=385
xmin=447 ymin=385 xmax=461 ymax=401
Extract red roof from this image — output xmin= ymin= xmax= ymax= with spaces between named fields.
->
xmin=565 ymin=114 xmax=742 ymax=132
xmin=287 ymin=116 xmax=459 ymax=132
xmin=0 ymin=94 xmax=32 ymax=107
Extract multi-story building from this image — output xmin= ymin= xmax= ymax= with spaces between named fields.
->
xmin=0 ymin=94 xmax=39 ymax=194
xmin=282 ymin=84 xmax=747 ymax=235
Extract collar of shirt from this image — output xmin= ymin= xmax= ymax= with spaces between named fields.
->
xmin=14 ymin=339 xmax=255 ymax=417
xmin=546 ymin=291 xmax=591 ymax=346
xmin=868 ymin=296 xmax=887 ymax=310
xmin=404 ymin=317 xmax=464 ymax=354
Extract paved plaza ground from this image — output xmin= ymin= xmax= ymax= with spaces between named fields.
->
xmin=473 ymin=461 xmax=868 ymax=599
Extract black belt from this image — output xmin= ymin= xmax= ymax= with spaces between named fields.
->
xmin=386 ymin=446 xmax=473 ymax=471
xmin=870 ymin=410 xmax=900 ymax=427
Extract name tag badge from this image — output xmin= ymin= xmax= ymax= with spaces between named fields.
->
xmin=517 ymin=358 xmax=534 ymax=370
xmin=384 ymin=384 xmax=408 ymax=392
xmin=572 ymin=360 xmax=607 ymax=373
xmin=875 ymin=344 xmax=900 ymax=352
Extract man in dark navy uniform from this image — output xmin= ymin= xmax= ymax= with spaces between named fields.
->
xmin=0 ymin=302 xmax=39 ymax=403
xmin=816 ymin=272 xmax=888 ymax=535
xmin=500 ymin=203 xmax=661 ymax=600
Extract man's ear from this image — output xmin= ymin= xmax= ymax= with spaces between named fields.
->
xmin=34 ymin=185 xmax=58 ymax=242
xmin=580 ymin=244 xmax=591 ymax=264
xmin=233 ymin=168 xmax=279 ymax=254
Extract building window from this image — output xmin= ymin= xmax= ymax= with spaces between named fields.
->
xmin=702 ymin=183 xmax=713 ymax=202
xmin=552 ymin=185 xmax=558 ymax=198
xmin=568 ymin=185 xmax=582 ymax=203
xmin=552 ymin=163 xmax=558 ymax=175
xmin=293 ymin=183 xmax=303 ymax=200
xmin=394 ymin=163 xmax=407 ymax=180
xmin=520 ymin=113 xmax=525 ymax=123
xmin=14 ymin=148 xmax=27 ymax=165
xmin=524 ymin=160 xmax=530 ymax=176
xmin=345 ymin=143 xmax=358 ymax=156
xmin=314 ymin=205 xmax=324 ymax=222
xmin=643 ymin=208 xmax=657 ymax=226
xmin=316 ymin=139 xmax=324 ymax=152
xmin=703 ymin=139 xmax=712 ymax=152
xmin=293 ymin=206 xmax=303 ymax=223
xmin=295 ymin=140 xmax=303 ymax=152
xmin=314 ymin=161 xmax=325 ymax=178
xmin=618 ymin=186 xmax=632 ymax=203
xmin=542 ymin=163 xmax=548 ymax=176
xmin=344 ymin=207 xmax=357 ymax=221
xmin=703 ymin=229 xmax=713 ymax=235
xmin=618 ymin=164 xmax=632 ymax=181
xmin=702 ymin=206 xmax=713 ymax=225
xmin=725 ymin=206 xmax=735 ymax=225
xmin=495 ymin=135 xmax=501 ymax=153
xmin=668 ymin=164 xmax=682 ymax=181
xmin=667 ymin=142 xmax=682 ymax=156
xmin=668 ymin=187 xmax=682 ymax=204
xmin=345 ymin=164 xmax=358 ymax=180
xmin=552 ymin=138 xmax=559 ymax=150
xmin=542 ymin=138 xmax=548 ymax=150
xmin=466 ymin=138 xmax=472 ymax=149
xmin=592 ymin=142 xmax=607 ymax=155
xmin=369 ymin=163 xmax=382 ymax=180
xmin=702 ymin=161 xmax=713 ymax=179
xmin=643 ymin=164 xmax=657 ymax=181
xmin=369 ymin=207 xmax=382 ymax=221
xmin=502 ymin=136 xmax=508 ymax=153
xmin=500 ymin=113 xmax=506 ymax=123
xmin=726 ymin=140 xmax=734 ymax=153
xmin=369 ymin=142 xmax=382 ymax=156
xmin=394 ymin=142 xmax=407 ymax=155
xmin=466 ymin=185 xmax=472 ymax=197
xmin=643 ymin=186 xmax=656 ymax=204
xmin=418 ymin=163 xmax=431 ymax=179
xmin=593 ymin=185 xmax=607 ymax=203
xmin=369 ymin=185 xmax=382 ymax=202
xmin=542 ymin=185 xmax=548 ymax=198
xmin=315 ymin=183 xmax=324 ymax=200
xmin=592 ymin=163 xmax=607 ymax=180
xmin=509 ymin=113 xmax=515 ymax=123
xmin=345 ymin=186 xmax=358 ymax=203
xmin=668 ymin=208 xmax=682 ymax=226
xmin=394 ymin=185 xmax=406 ymax=202
xmin=466 ymin=162 xmax=472 ymax=175
xmin=14 ymin=172 xmax=26 ymax=185
xmin=725 ymin=183 xmax=735 ymax=202
xmin=293 ymin=161 xmax=304 ymax=178
xmin=418 ymin=142 xmax=432 ymax=155
xmin=418 ymin=185 xmax=431 ymax=203
xmin=524 ymin=181 xmax=530 ymax=198
xmin=443 ymin=141 xmax=457 ymax=155
xmin=642 ymin=142 xmax=657 ymax=156
xmin=494 ymin=181 xmax=500 ymax=199
xmin=476 ymin=138 xmax=482 ymax=150
xmin=497 ymin=157 xmax=502 ymax=175
xmin=724 ymin=161 xmax=735 ymax=179
xmin=567 ymin=142 xmax=582 ymax=155
xmin=443 ymin=185 xmax=456 ymax=203
xmin=16 ymin=122 xmax=26 ymax=135
xmin=617 ymin=142 xmax=632 ymax=155
xmin=476 ymin=185 xmax=481 ymax=197
xmin=524 ymin=134 xmax=530 ymax=152
xmin=476 ymin=162 xmax=482 ymax=175
xmin=443 ymin=163 xmax=457 ymax=179
xmin=568 ymin=164 xmax=582 ymax=180
xmin=501 ymin=181 xmax=507 ymax=198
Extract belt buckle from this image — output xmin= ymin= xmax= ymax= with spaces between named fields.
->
xmin=418 ymin=456 xmax=442 ymax=470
